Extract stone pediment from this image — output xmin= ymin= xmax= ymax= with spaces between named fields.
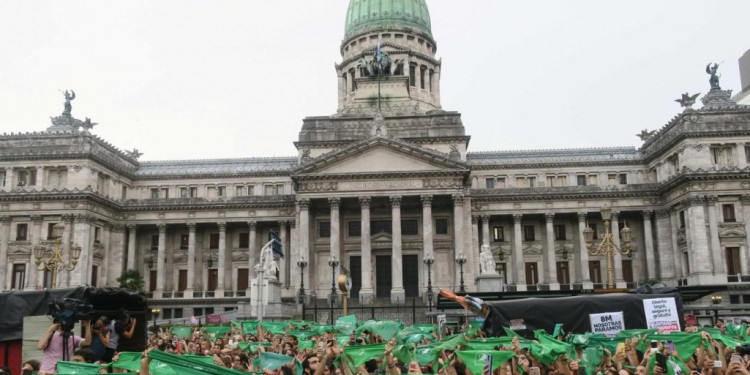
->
xmin=294 ymin=136 xmax=469 ymax=177
xmin=371 ymin=232 xmax=393 ymax=242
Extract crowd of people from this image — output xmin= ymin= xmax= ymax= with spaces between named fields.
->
xmin=22 ymin=313 xmax=750 ymax=375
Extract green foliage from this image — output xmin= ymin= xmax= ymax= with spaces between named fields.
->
xmin=645 ymin=279 xmax=662 ymax=286
xmin=117 ymin=269 xmax=145 ymax=292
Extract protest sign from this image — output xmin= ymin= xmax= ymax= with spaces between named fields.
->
xmin=589 ymin=312 xmax=624 ymax=337
xmin=643 ymin=297 xmax=681 ymax=333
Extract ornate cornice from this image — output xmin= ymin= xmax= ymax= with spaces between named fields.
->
xmin=30 ymin=215 xmax=43 ymax=223
xmin=471 ymin=184 xmax=659 ymax=203
xmin=655 ymin=209 xmax=672 ymax=219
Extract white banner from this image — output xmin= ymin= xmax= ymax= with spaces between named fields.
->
xmin=643 ymin=297 xmax=681 ymax=333
xmin=590 ymin=311 xmax=625 ymax=337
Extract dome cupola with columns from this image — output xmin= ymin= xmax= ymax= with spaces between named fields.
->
xmin=335 ymin=0 xmax=442 ymax=116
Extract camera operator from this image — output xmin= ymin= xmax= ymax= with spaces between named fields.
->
xmin=104 ymin=309 xmax=136 ymax=363
xmin=89 ymin=316 xmax=111 ymax=362
xmin=36 ymin=319 xmax=91 ymax=375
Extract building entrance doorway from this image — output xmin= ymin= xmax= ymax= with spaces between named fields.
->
xmin=376 ymin=255 xmax=392 ymax=298
xmin=349 ymin=255 xmax=361 ymax=299
xmin=403 ymin=255 xmax=419 ymax=297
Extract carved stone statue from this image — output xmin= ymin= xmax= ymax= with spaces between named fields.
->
xmin=636 ymin=129 xmax=656 ymax=142
xmin=359 ymin=49 xmax=401 ymax=78
xmin=706 ymin=63 xmax=721 ymax=90
xmin=63 ymin=90 xmax=76 ymax=115
xmin=675 ymin=92 xmax=700 ymax=110
xmin=261 ymin=244 xmax=279 ymax=281
xmin=81 ymin=117 xmax=97 ymax=131
xmin=479 ymin=244 xmax=497 ymax=274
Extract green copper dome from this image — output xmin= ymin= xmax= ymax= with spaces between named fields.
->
xmin=344 ymin=0 xmax=432 ymax=39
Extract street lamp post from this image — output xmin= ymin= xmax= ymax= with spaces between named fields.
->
xmin=455 ymin=251 xmax=467 ymax=293
xmin=711 ymin=295 xmax=722 ymax=324
xmin=151 ymin=308 xmax=161 ymax=331
xmin=328 ymin=255 xmax=339 ymax=323
xmin=423 ymin=253 xmax=434 ymax=311
xmin=583 ymin=208 xmax=632 ymax=289
xmin=34 ymin=223 xmax=81 ymax=289
xmin=297 ymin=255 xmax=308 ymax=304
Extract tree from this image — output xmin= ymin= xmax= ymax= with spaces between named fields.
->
xmin=117 ymin=269 xmax=145 ymax=292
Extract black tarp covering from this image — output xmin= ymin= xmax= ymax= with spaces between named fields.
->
xmin=0 ymin=286 xmax=148 ymax=351
xmin=483 ymin=292 xmax=685 ymax=338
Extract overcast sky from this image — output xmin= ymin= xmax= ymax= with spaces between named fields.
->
xmin=0 ymin=1 xmax=748 ymax=161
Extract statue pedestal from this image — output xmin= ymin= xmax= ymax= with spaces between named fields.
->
xmin=250 ymin=278 xmax=285 ymax=318
xmin=475 ymin=273 xmax=504 ymax=293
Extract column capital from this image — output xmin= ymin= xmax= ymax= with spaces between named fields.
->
xmin=655 ymin=209 xmax=672 ymax=219
xmin=513 ymin=213 xmax=522 ymax=223
xmin=0 ymin=216 xmax=11 ymax=224
xmin=30 ymin=215 xmax=43 ymax=223
xmin=296 ymin=199 xmax=310 ymax=210
xmin=289 ymin=220 xmax=296 ymax=228
xmin=471 ymin=215 xmax=479 ymax=224
xmin=217 ymin=221 xmax=226 ymax=231
xmin=359 ymin=196 xmax=371 ymax=207
xmin=420 ymin=194 xmax=433 ymax=206
xmin=452 ymin=194 xmax=464 ymax=205
xmin=157 ymin=223 xmax=167 ymax=232
xmin=741 ymin=195 xmax=750 ymax=205
xmin=126 ymin=224 xmax=136 ymax=230
xmin=610 ymin=211 xmax=620 ymax=220
xmin=75 ymin=214 xmax=93 ymax=223
xmin=481 ymin=214 xmax=491 ymax=221
xmin=642 ymin=211 xmax=653 ymax=220
xmin=248 ymin=221 xmax=257 ymax=230
xmin=110 ymin=224 xmax=125 ymax=233
xmin=705 ymin=195 xmax=718 ymax=204
xmin=545 ymin=213 xmax=555 ymax=223
xmin=187 ymin=222 xmax=197 ymax=231
xmin=390 ymin=195 xmax=402 ymax=207
xmin=684 ymin=196 xmax=705 ymax=207
xmin=62 ymin=214 xmax=75 ymax=223
xmin=577 ymin=212 xmax=587 ymax=221
xmin=328 ymin=197 xmax=341 ymax=209
xmin=278 ymin=220 xmax=289 ymax=228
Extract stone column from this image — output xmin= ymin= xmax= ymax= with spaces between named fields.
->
xmin=216 ymin=222 xmax=226 ymax=297
xmin=390 ymin=195 xmax=405 ymax=303
xmin=513 ymin=214 xmax=526 ymax=291
xmin=0 ymin=217 xmax=10 ymax=291
xmin=578 ymin=213 xmax=593 ymax=289
xmin=289 ymin=220 xmax=299 ymax=290
xmin=100 ymin=224 xmax=111 ymax=287
xmin=27 ymin=215 xmax=43 ymax=290
xmin=639 ymin=211 xmax=655 ymax=279
xmin=686 ymin=197 xmax=712 ymax=283
xmin=421 ymin=195 xmax=433 ymax=293
xmin=107 ymin=225 xmax=125 ymax=287
xmin=248 ymin=222 xmax=258 ymax=279
xmin=668 ymin=210 xmax=683 ymax=279
xmin=279 ymin=220 xmax=289 ymax=287
xmin=481 ymin=215 xmax=490 ymax=247
xmin=452 ymin=194 xmax=465 ymax=290
xmin=545 ymin=213 xmax=560 ymax=290
xmin=185 ymin=223 xmax=196 ymax=298
xmin=706 ymin=196 xmax=725 ymax=275
xmin=738 ymin=143 xmax=748 ymax=169
xmin=36 ymin=166 xmax=45 ymax=189
xmin=155 ymin=223 xmax=166 ymax=297
xmin=59 ymin=214 xmax=73 ymax=288
xmin=72 ymin=215 xmax=92 ymax=286
xmin=126 ymin=225 xmax=136 ymax=271
xmin=298 ymin=199 xmax=311 ymax=298
xmin=434 ymin=67 xmax=441 ymax=107
xmin=359 ymin=197 xmax=373 ymax=303
xmin=329 ymin=197 xmax=341 ymax=288
xmin=741 ymin=195 xmax=750 ymax=274
xmin=471 ymin=216 xmax=479 ymax=273
xmin=610 ymin=212 xmax=626 ymax=288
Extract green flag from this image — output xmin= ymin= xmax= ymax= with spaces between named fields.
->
xmin=666 ymin=356 xmax=690 ymax=375
xmin=580 ymin=345 xmax=604 ymax=375
xmin=171 ymin=325 xmax=193 ymax=340
xmin=639 ymin=333 xmax=702 ymax=360
xmin=112 ymin=351 xmax=143 ymax=372
xmin=455 ymin=350 xmax=514 ymax=375
xmin=241 ymin=321 xmax=259 ymax=335
xmin=336 ymin=314 xmax=358 ymax=334
xmin=503 ymin=326 xmax=522 ymax=338
xmin=203 ymin=326 xmax=231 ymax=341
xmin=343 ymin=342 xmax=387 ymax=367
xmin=299 ymin=339 xmax=315 ymax=350
xmin=257 ymin=352 xmax=295 ymax=372
xmin=357 ymin=320 xmax=404 ymax=340
xmin=148 ymin=350 xmax=246 ymax=375
xmin=56 ymin=361 xmax=102 ymax=375
xmin=289 ymin=330 xmax=318 ymax=340
xmin=261 ymin=321 xmax=291 ymax=335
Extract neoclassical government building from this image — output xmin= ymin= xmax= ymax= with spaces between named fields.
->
xmin=1 ymin=0 xmax=750 ymax=318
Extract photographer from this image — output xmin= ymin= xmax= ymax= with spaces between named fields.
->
xmin=89 ymin=316 xmax=111 ymax=362
xmin=104 ymin=309 xmax=136 ymax=362
xmin=36 ymin=319 xmax=91 ymax=375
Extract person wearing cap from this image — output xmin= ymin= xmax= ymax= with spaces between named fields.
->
xmin=89 ymin=316 xmax=111 ymax=362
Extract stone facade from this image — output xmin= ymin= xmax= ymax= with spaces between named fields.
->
xmin=1 ymin=2 xmax=750 ymax=316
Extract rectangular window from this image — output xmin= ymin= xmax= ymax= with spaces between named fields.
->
xmin=435 ymin=219 xmax=449 ymax=235
xmin=496 ymin=177 xmax=506 ymax=188
xmin=348 ymin=221 xmax=361 ymax=237
xmin=523 ymin=225 xmax=535 ymax=241
xmin=590 ymin=224 xmax=599 ymax=241
xmin=161 ymin=188 xmax=169 ymax=199
xmin=209 ymin=233 xmax=220 ymax=249
xmin=189 ymin=187 xmax=198 ymax=198
xmin=371 ymin=220 xmax=392 ymax=235
xmin=162 ymin=309 xmax=172 ymax=320
xmin=180 ymin=234 xmax=189 ymax=249
xmin=150 ymin=188 xmax=159 ymax=199
xmin=730 ymin=295 xmax=741 ymax=304
xmin=0 ymin=171 xmax=5 ymax=187
xmin=235 ymin=186 xmax=244 ymax=196
xmin=557 ymin=262 xmax=570 ymax=285
xmin=554 ymin=224 xmax=566 ymax=241
xmin=723 ymin=204 xmax=736 ymax=223
xmin=91 ymin=265 xmax=98 ymax=287
xmin=622 ymin=259 xmax=633 ymax=283
xmin=178 ymin=270 xmax=188 ymax=291
xmin=619 ymin=173 xmax=628 ymax=185
xmin=11 ymin=264 xmax=25 ymax=290
xmin=173 ymin=308 xmax=183 ymax=319
xmin=409 ymin=65 xmax=416 ymax=87
xmin=17 ymin=170 xmax=28 ymax=186
xmin=246 ymin=185 xmax=254 ymax=196
xmin=528 ymin=177 xmax=536 ymax=188
xmin=47 ymin=223 xmax=57 ymax=240
xmin=485 ymin=178 xmax=494 ymax=189
xmin=429 ymin=70 xmax=434 ymax=92
xmin=319 ymin=222 xmax=331 ymax=238
xmin=180 ymin=187 xmax=188 ymax=198
xmin=679 ymin=211 xmax=686 ymax=228
xmin=401 ymin=219 xmax=419 ymax=236
xmin=94 ymin=227 xmax=101 ymax=243
xmin=577 ymin=175 xmax=587 ymax=186
xmin=683 ymin=251 xmax=690 ymax=274
xmin=151 ymin=235 xmax=159 ymax=250
xmin=43 ymin=269 xmax=52 ymax=289
xmin=711 ymin=145 xmax=734 ymax=166
xmin=16 ymin=223 xmax=28 ymax=241
xmin=608 ymin=174 xmax=617 ymax=186
xmin=493 ymin=226 xmax=503 ymax=242
xmin=217 ymin=186 xmax=226 ymax=197
xmin=589 ymin=261 xmax=602 ymax=284
xmin=727 ymin=247 xmax=741 ymax=275
xmin=237 ymin=268 xmax=249 ymax=290
xmin=746 ymin=146 xmax=750 ymax=163
xmin=420 ymin=66 xmax=426 ymax=89
xmin=239 ymin=232 xmax=249 ymax=248
xmin=264 ymin=185 xmax=276 ymax=196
